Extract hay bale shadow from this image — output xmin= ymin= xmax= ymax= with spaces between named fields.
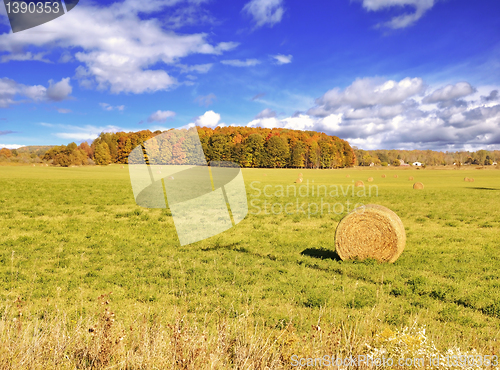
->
xmin=301 ymin=248 xmax=341 ymax=261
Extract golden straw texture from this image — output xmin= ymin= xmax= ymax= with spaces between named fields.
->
xmin=335 ymin=204 xmax=406 ymax=263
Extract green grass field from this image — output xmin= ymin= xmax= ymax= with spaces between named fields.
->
xmin=0 ymin=165 xmax=499 ymax=368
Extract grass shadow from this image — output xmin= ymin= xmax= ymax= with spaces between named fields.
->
xmin=467 ymin=187 xmax=499 ymax=191
xmin=201 ymin=241 xmax=244 ymax=252
xmin=301 ymin=248 xmax=341 ymax=261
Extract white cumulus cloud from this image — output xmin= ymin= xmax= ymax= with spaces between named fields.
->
xmin=242 ymin=0 xmax=284 ymax=28
xmin=53 ymin=124 xmax=122 ymax=141
xmin=99 ymin=103 xmax=125 ymax=111
xmin=147 ymin=110 xmax=176 ymax=123
xmin=0 ymin=77 xmax=73 ymax=107
xmin=46 ymin=78 xmax=73 ymax=102
xmin=194 ymin=110 xmax=223 ymax=128
xmin=243 ymin=76 xmax=500 ymax=151
xmin=272 ymin=54 xmax=292 ymax=65
xmin=309 ymin=77 xmax=425 ymax=115
xmin=255 ymin=108 xmax=277 ymax=119
xmin=360 ymin=0 xmax=436 ymax=29
xmin=0 ymin=1 xmax=238 ymax=94
xmin=423 ymin=82 xmax=476 ymax=104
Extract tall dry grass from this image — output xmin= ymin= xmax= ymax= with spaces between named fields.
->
xmin=0 ymin=294 xmax=373 ymax=370
xmin=0 ymin=297 xmax=492 ymax=369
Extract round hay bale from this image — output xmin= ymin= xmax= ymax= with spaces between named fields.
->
xmin=381 ymin=174 xmax=386 ymax=178
xmin=346 ymin=174 xmax=350 ymax=178
xmin=408 ymin=176 xmax=414 ymax=180
xmin=296 ymin=178 xmax=303 ymax=184
xmin=393 ymin=175 xmax=398 ymax=178
xmin=335 ymin=204 xmax=405 ymax=263
xmin=464 ymin=177 xmax=470 ymax=182
xmin=298 ymin=172 xmax=303 ymax=178
xmin=355 ymin=180 xmax=364 ymax=187
xmin=413 ymin=182 xmax=424 ymax=189
xmin=367 ymin=177 xmax=374 ymax=182
xmin=470 ymin=178 xmax=475 ymax=182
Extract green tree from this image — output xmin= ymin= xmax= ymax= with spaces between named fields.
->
xmin=207 ymin=134 xmax=231 ymax=162
xmin=241 ymin=134 xmax=265 ymax=168
xmin=290 ymin=141 xmax=306 ymax=168
xmin=94 ymin=142 xmax=112 ymax=165
xmin=308 ymin=142 xmax=320 ymax=169
xmin=265 ymin=135 xmax=290 ymax=168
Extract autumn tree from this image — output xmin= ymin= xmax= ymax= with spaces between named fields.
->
xmin=0 ymin=148 xmax=12 ymax=158
xmin=94 ymin=142 xmax=112 ymax=165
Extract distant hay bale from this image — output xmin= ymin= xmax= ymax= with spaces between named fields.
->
xmin=394 ymin=175 xmax=398 ymax=178
xmin=346 ymin=174 xmax=350 ymax=178
xmin=335 ymin=204 xmax=406 ymax=263
xmin=381 ymin=174 xmax=386 ymax=178
xmin=298 ymin=172 xmax=303 ymax=178
xmin=296 ymin=178 xmax=303 ymax=184
xmin=413 ymin=182 xmax=424 ymax=189
xmin=408 ymin=176 xmax=414 ymax=180
xmin=355 ymin=180 xmax=364 ymax=187
xmin=367 ymin=177 xmax=374 ymax=182
xmin=464 ymin=177 xmax=470 ymax=182
xmin=470 ymin=178 xmax=475 ymax=182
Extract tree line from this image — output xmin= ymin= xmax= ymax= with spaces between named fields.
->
xmin=40 ymin=127 xmax=356 ymax=168
xmin=354 ymin=148 xmax=500 ymax=167
xmin=1 ymin=128 xmax=499 ymax=168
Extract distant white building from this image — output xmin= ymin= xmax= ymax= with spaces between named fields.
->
xmin=413 ymin=161 xmax=423 ymax=166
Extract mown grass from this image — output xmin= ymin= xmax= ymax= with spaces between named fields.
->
xmin=0 ymin=164 xmax=499 ymax=368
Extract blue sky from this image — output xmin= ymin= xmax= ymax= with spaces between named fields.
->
xmin=0 ymin=0 xmax=499 ymax=150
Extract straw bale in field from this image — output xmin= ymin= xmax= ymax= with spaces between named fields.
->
xmin=367 ymin=177 xmax=374 ymax=182
xmin=296 ymin=178 xmax=303 ymax=184
xmin=413 ymin=182 xmax=424 ymax=189
xmin=394 ymin=175 xmax=398 ymax=178
xmin=464 ymin=177 xmax=470 ymax=182
xmin=408 ymin=176 xmax=414 ymax=180
xmin=355 ymin=180 xmax=364 ymax=187
xmin=381 ymin=174 xmax=386 ymax=178
xmin=335 ymin=204 xmax=405 ymax=263
xmin=346 ymin=174 xmax=350 ymax=178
